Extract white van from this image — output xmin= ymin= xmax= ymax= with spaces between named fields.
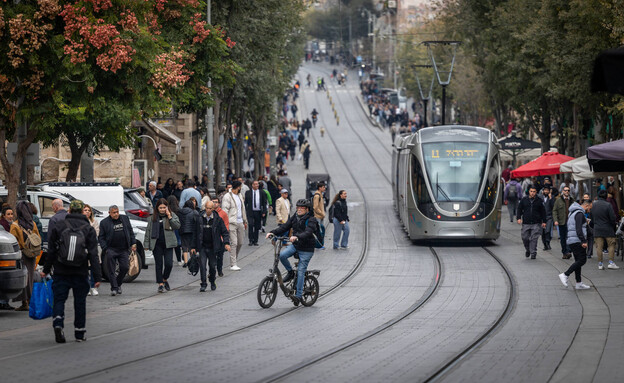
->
xmin=40 ymin=182 xmax=125 ymax=216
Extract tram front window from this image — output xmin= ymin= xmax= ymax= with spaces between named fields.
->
xmin=422 ymin=142 xmax=488 ymax=202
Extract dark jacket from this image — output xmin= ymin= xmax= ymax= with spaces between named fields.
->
xmin=196 ymin=210 xmax=230 ymax=252
xmin=552 ymin=195 xmax=573 ymax=225
xmin=148 ymin=190 xmax=164 ymax=207
xmin=44 ymin=213 xmax=102 ymax=282
xmin=244 ymin=188 xmax=268 ymax=216
xmin=590 ymin=198 xmax=617 ymax=237
xmin=48 ymin=209 xmax=68 ymax=234
xmin=271 ymin=211 xmax=318 ymax=252
xmin=542 ymin=195 xmax=555 ymax=220
xmin=98 ymin=214 xmax=135 ymax=252
xmin=333 ymin=199 xmax=349 ymax=222
xmin=177 ymin=200 xmax=200 ymax=235
xmin=516 ymin=196 xmax=546 ymax=225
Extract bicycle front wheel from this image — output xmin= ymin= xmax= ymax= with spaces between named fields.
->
xmin=257 ymin=276 xmax=278 ymax=308
xmin=301 ymin=276 xmax=319 ymax=307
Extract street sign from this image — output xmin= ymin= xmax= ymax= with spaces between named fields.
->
xmin=6 ymin=143 xmax=39 ymax=166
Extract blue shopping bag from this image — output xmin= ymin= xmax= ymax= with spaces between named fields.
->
xmin=29 ymin=279 xmax=53 ymax=320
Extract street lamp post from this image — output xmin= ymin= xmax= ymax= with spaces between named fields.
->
xmin=361 ymin=9 xmax=376 ymax=71
xmin=412 ymin=64 xmax=434 ymax=127
xmin=206 ymin=0 xmax=215 ymax=195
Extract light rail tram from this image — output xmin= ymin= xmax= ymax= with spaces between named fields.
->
xmin=392 ymin=125 xmax=502 ymax=241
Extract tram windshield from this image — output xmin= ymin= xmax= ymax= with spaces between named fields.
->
xmin=422 ymin=142 xmax=488 ymax=202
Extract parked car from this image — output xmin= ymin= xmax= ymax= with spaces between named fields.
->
xmin=0 ymin=227 xmax=27 ymax=301
xmin=124 ymin=188 xmax=152 ymax=221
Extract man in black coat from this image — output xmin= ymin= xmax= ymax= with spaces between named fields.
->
xmin=592 ymin=189 xmax=619 ymax=270
xmin=541 ymin=185 xmax=555 ymax=250
xmin=244 ymin=180 xmax=267 ymax=246
xmin=517 ymin=185 xmax=547 ymax=259
xmin=41 ymin=200 xmax=101 ymax=343
xmin=195 ymin=200 xmax=230 ymax=291
xmin=98 ymin=205 xmax=136 ymax=296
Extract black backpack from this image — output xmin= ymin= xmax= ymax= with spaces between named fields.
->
xmin=58 ymin=221 xmax=90 ymax=267
xmin=328 ymin=203 xmax=336 ymax=222
xmin=305 ymin=218 xmax=325 ymax=249
xmin=507 ymin=184 xmax=518 ymax=200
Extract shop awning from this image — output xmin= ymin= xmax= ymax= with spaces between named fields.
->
xmin=142 ymin=119 xmax=182 ymax=154
xmin=587 ymin=139 xmax=624 ymax=172
xmin=511 ymin=151 xmax=575 ymax=178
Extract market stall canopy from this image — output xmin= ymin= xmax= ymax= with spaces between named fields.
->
xmin=511 ymin=151 xmax=575 ymax=178
xmin=559 ymin=156 xmax=611 ymax=181
xmin=591 ymin=47 xmax=624 ymax=95
xmin=587 ymin=139 xmax=624 ymax=172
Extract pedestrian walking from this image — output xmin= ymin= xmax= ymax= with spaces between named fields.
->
xmin=147 ymin=181 xmax=164 ymax=208
xmin=82 ymin=204 xmax=100 ymax=296
xmin=144 ymin=199 xmax=181 ymax=293
xmin=559 ymin=200 xmax=592 ymax=290
xmin=98 ymin=205 xmax=135 ymax=296
xmin=301 ymin=140 xmax=311 ymax=169
xmin=331 ymin=190 xmax=350 ymax=250
xmin=177 ymin=199 xmax=200 ymax=267
xmin=10 ymin=201 xmax=42 ymax=311
xmin=41 ymin=200 xmax=101 ymax=343
xmin=266 ymin=199 xmax=318 ymax=306
xmin=179 ymin=179 xmax=202 ymax=210
xmin=541 ymin=186 xmax=555 ymax=250
xmin=516 ymin=186 xmax=546 ymax=259
xmin=212 ymin=196 xmax=229 ymax=277
xmin=275 ymin=189 xmax=291 ymax=225
xmin=196 ymin=201 xmax=231 ymax=292
xmin=221 ymin=180 xmax=247 ymax=271
xmin=278 ymin=170 xmax=292 ymax=198
xmin=553 ymin=186 xmax=574 ymax=259
xmin=504 ymin=178 xmax=521 ymax=223
xmin=591 ymin=189 xmax=619 ymax=270
xmin=312 ymin=181 xmax=327 ymax=250
xmin=245 ymin=180 xmax=267 ymax=246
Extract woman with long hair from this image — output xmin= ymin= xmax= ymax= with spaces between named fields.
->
xmin=330 ymin=190 xmax=350 ymax=250
xmin=162 ymin=178 xmax=175 ymax=198
xmin=10 ymin=200 xmax=41 ymax=311
xmin=83 ymin=204 xmax=100 ymax=296
xmin=167 ymin=195 xmax=183 ymax=264
xmin=144 ymin=199 xmax=180 ymax=293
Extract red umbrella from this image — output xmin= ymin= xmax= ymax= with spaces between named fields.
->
xmin=510 ymin=151 xmax=575 ymax=178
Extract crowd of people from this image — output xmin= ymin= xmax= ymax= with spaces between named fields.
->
xmin=502 ymin=169 xmax=622 ymax=290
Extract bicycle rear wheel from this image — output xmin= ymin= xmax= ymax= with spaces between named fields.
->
xmin=257 ymin=276 xmax=278 ymax=308
xmin=301 ymin=275 xmax=319 ymax=307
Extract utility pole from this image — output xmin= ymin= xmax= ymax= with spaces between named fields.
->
xmin=413 ymin=64 xmax=434 ymax=127
xmin=424 ymin=41 xmax=461 ymax=125
xmin=206 ymin=0 xmax=215 ymax=194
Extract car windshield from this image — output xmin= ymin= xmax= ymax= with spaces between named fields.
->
xmin=422 ymin=142 xmax=488 ymax=202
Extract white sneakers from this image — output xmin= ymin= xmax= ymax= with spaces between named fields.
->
xmin=230 ymin=265 xmax=241 ymax=271
xmin=575 ymin=282 xmax=591 ymax=290
xmin=89 ymin=288 xmax=99 ymax=296
xmin=598 ymin=263 xmax=604 ymax=270
xmin=558 ymin=273 xmax=569 ymax=288
xmin=608 ymin=262 xmax=619 ymax=269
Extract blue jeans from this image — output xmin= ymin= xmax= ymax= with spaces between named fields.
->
xmin=279 ymin=244 xmax=314 ymax=298
xmin=333 ymin=218 xmax=350 ymax=248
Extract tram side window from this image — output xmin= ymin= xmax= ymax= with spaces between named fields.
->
xmin=481 ymin=155 xmax=500 ymax=205
xmin=412 ymin=155 xmax=431 ymax=205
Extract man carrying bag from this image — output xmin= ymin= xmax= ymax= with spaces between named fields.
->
xmin=41 ymin=200 xmax=101 ymax=343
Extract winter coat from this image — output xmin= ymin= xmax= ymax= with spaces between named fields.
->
xmin=43 ymin=213 xmax=101 ymax=282
xmin=177 ymin=201 xmax=200 ymax=235
xmin=271 ymin=211 xmax=318 ymax=253
xmin=567 ymin=202 xmax=588 ymax=245
xmin=516 ymin=196 xmax=546 ymax=225
xmin=98 ymin=214 xmax=135 ymax=252
xmin=504 ymin=180 xmax=521 ymax=201
xmin=195 ymin=211 xmax=230 ymax=253
xmin=144 ymin=213 xmax=181 ymax=250
xmin=332 ymin=199 xmax=349 ymax=222
xmin=552 ymin=195 xmax=574 ymax=225
xmin=590 ymin=198 xmax=617 ymax=238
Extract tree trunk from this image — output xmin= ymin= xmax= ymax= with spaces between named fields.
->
xmin=0 ymin=124 xmax=37 ymax=207
xmin=65 ymin=132 xmax=90 ymax=182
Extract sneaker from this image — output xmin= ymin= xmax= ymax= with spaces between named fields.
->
xmin=230 ymin=265 xmax=241 ymax=271
xmin=116 ymin=287 xmax=122 ymax=295
xmin=333 ymin=246 xmax=339 ymax=250
xmin=608 ymin=262 xmax=619 ymax=270
xmin=320 ymin=246 xmax=326 ymax=250
xmin=598 ymin=263 xmax=604 ymax=270
xmin=110 ymin=289 xmax=117 ymax=297
xmin=91 ymin=288 xmax=99 ymax=296
xmin=218 ymin=270 xmax=224 ymax=277
xmin=199 ymin=286 xmax=207 ymax=292
xmin=292 ymin=296 xmax=301 ymax=307
xmin=158 ymin=285 xmax=164 ymax=293
xmin=575 ymin=282 xmax=591 ymax=290
xmin=75 ymin=334 xmax=87 ymax=342
xmin=14 ymin=303 xmax=29 ymax=311
xmin=525 ymin=251 xmax=530 ymax=258
xmin=211 ymin=282 xmax=217 ymax=291
xmin=558 ymin=273 xmax=569 ymax=288
xmin=178 ymin=261 xmax=184 ymax=266
xmin=164 ymin=281 xmax=171 ymax=291
xmin=283 ymin=270 xmax=295 ymax=283
xmin=182 ymin=263 xmax=187 ymax=268
xmin=340 ymin=246 xmax=350 ymax=250
xmin=54 ymin=327 xmax=66 ymax=343
xmin=88 ymin=289 xmax=92 ymax=296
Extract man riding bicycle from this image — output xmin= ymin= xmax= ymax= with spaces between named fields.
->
xmin=266 ymin=199 xmax=318 ymax=306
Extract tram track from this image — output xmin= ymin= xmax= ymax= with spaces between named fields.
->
xmin=270 ymin=65 xmax=517 ymax=381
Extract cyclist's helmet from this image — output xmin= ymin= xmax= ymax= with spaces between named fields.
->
xmin=296 ymin=199 xmax=311 ymax=208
